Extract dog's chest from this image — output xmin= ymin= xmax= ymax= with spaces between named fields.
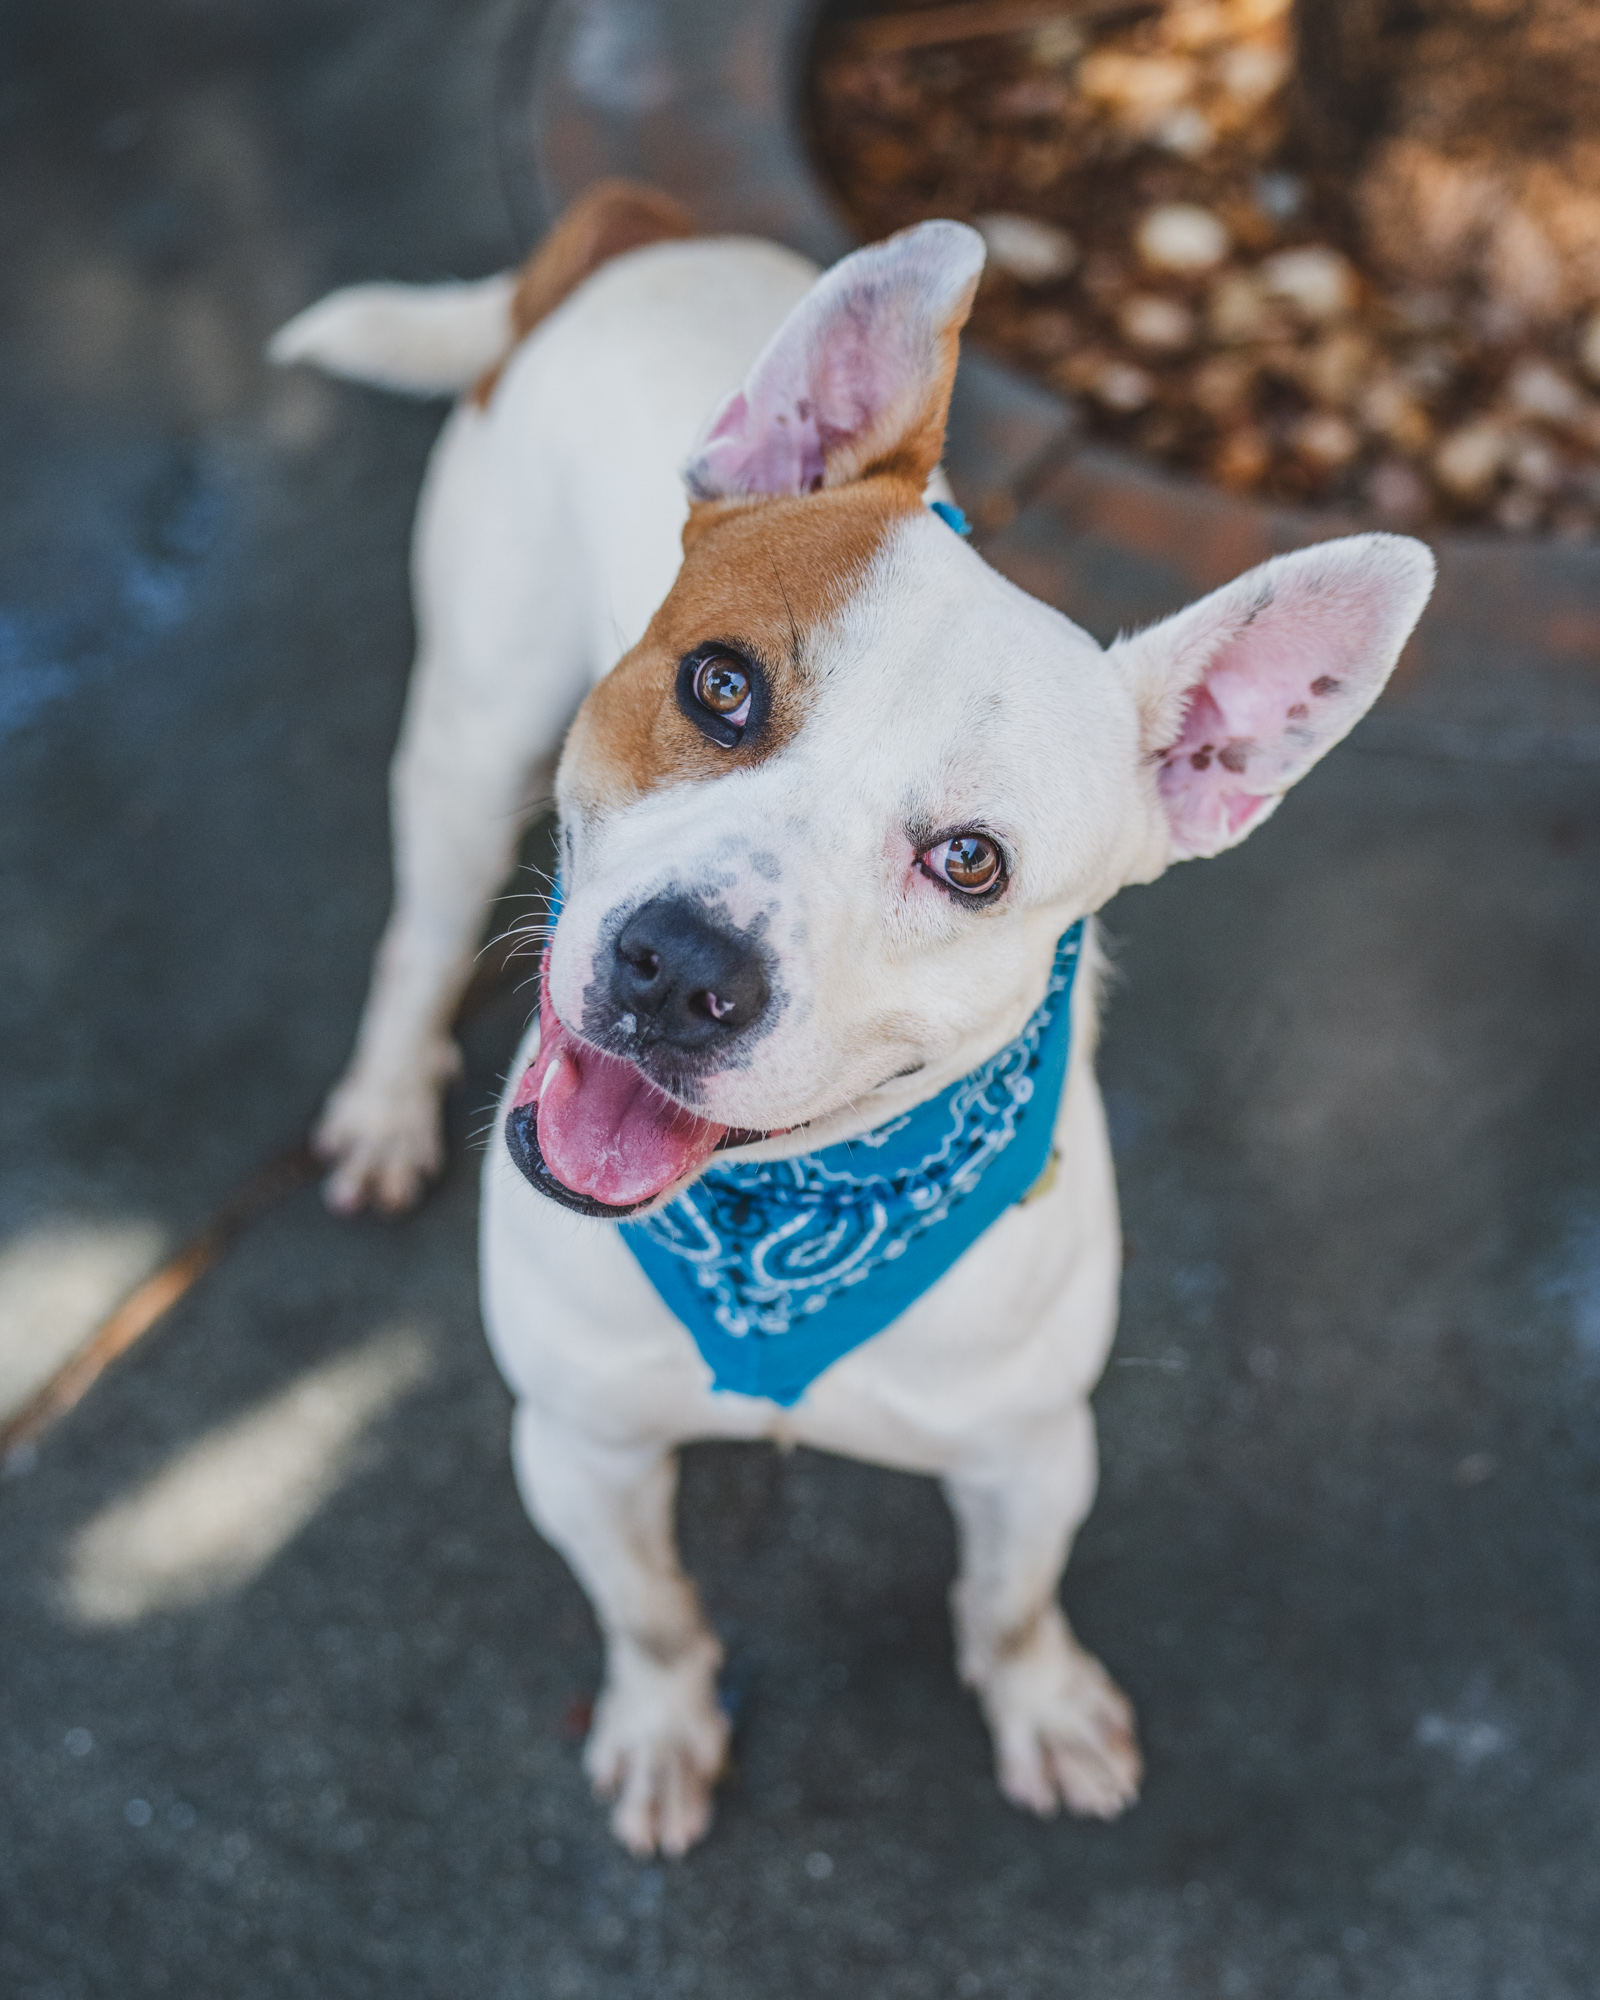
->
xmin=482 ymin=1042 xmax=1120 ymax=1475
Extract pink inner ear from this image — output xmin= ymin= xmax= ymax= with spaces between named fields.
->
xmin=683 ymin=221 xmax=986 ymax=501
xmin=1158 ymin=685 xmax=1273 ymax=854
xmin=1135 ymin=534 xmax=1434 ymax=861
xmin=700 ymin=389 xmax=823 ymax=496
xmin=692 ymin=308 xmax=920 ymax=497
xmin=1155 ymin=593 xmax=1365 ymax=857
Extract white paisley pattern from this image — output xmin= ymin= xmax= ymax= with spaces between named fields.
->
xmin=632 ymin=926 xmax=1083 ymax=1339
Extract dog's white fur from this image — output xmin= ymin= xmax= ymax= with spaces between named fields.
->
xmin=275 ymin=221 xmax=1433 ymax=1856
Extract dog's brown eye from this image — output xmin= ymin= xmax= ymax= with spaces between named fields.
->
xmin=922 ymin=833 xmax=1004 ymax=896
xmin=677 ymin=645 xmax=763 ymax=749
xmin=692 ymin=654 xmax=752 ymax=725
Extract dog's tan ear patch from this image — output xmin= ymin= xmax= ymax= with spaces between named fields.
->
xmin=679 ymin=496 xmax=747 ymax=557
xmin=566 ymin=476 xmax=923 ymax=807
xmin=473 ymin=181 xmax=695 ymax=405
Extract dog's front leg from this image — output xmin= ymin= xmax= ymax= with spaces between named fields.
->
xmin=316 ymin=660 xmax=551 ymax=1214
xmin=944 ymin=1402 xmax=1141 ymax=1821
xmin=511 ymin=1401 xmax=729 ymax=1857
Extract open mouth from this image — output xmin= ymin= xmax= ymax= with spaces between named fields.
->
xmin=505 ymin=954 xmax=749 ymax=1218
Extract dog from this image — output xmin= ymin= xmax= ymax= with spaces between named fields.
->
xmin=272 ymin=182 xmax=1434 ymax=1856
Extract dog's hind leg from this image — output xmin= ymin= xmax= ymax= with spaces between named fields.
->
xmin=315 ymin=413 xmax=592 ymax=1212
xmin=510 ymin=1401 xmax=729 ymax=1857
xmin=944 ymin=1405 xmax=1142 ymax=1821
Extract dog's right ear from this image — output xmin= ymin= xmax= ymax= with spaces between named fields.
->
xmin=1108 ymin=533 xmax=1435 ymax=864
xmin=682 ymin=221 xmax=985 ymax=503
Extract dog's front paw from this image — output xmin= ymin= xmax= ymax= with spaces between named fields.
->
xmin=976 ymin=1609 xmax=1142 ymax=1822
xmin=584 ymin=1636 xmax=730 ymax=1858
xmin=313 ymin=1049 xmax=458 ymax=1214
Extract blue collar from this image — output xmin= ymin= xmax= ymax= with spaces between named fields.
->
xmin=622 ymin=921 xmax=1083 ymax=1404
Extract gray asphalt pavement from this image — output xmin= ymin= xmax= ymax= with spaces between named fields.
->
xmin=3 ymin=4 xmax=1599 ymax=1996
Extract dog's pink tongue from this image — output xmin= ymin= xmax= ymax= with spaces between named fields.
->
xmin=517 ymin=961 xmax=727 ymax=1207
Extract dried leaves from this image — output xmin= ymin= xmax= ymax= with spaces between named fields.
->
xmin=811 ymin=0 xmax=1600 ymax=534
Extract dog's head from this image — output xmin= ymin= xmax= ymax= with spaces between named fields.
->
xmin=513 ymin=221 xmax=1434 ymax=1217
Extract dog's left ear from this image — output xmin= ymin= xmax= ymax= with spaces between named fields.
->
xmin=682 ymin=221 xmax=985 ymax=501
xmin=1109 ymin=533 xmax=1435 ymax=862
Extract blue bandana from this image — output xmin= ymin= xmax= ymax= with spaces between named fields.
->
xmin=621 ymin=921 xmax=1083 ymax=1405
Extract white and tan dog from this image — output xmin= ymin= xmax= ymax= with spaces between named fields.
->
xmin=273 ymin=184 xmax=1433 ymax=1857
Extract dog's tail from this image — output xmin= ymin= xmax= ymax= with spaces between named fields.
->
xmin=268 ymin=180 xmax=696 ymax=401
xmin=267 ymin=274 xmax=519 ymax=397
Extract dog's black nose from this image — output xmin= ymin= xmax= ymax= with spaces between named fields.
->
xmin=612 ymin=897 xmax=769 ymax=1052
